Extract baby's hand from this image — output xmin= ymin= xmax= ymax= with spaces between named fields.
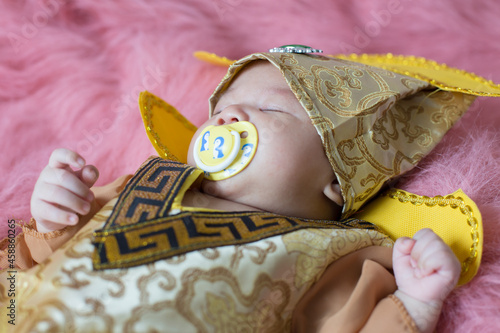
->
xmin=30 ymin=148 xmax=99 ymax=233
xmin=393 ymin=228 xmax=461 ymax=332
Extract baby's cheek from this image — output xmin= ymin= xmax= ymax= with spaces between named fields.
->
xmin=187 ymin=126 xmax=208 ymax=166
xmin=186 ymin=139 xmax=197 ymax=166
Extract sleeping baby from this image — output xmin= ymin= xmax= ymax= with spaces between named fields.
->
xmin=3 ymin=49 xmax=499 ymax=332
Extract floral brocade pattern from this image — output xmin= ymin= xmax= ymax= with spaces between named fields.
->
xmin=0 ymin=203 xmax=391 ymax=333
xmin=209 ymin=53 xmax=476 ymax=217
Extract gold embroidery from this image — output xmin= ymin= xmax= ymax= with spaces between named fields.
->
xmin=137 ymin=265 xmax=176 ymax=304
xmin=207 ymin=52 xmax=486 ymax=218
xmin=18 ymin=300 xmax=75 ymax=332
xmin=372 ymin=103 xmax=432 ymax=150
xmin=203 ymin=289 xmax=287 ymax=332
xmin=311 ymin=65 xmax=360 ymax=113
xmin=176 ymin=267 xmax=290 ymax=332
xmin=384 ymin=189 xmax=480 ymax=275
xmin=74 ymin=298 xmax=115 ymax=332
xmin=63 ymin=225 xmax=97 ymax=258
xmin=165 ymin=253 xmax=187 ymax=264
xmin=430 ymin=93 xmax=474 ymax=128
xmin=6 ymin=200 xmax=393 ymax=333
xmin=93 ymin=158 xmax=380 ymax=270
xmin=229 ymin=241 xmax=277 ymax=269
xmin=355 ymin=173 xmax=386 ymax=203
xmin=283 ymin=228 xmax=392 ymax=289
xmin=52 ymin=264 xmax=127 ymax=297
xmin=198 ymin=248 xmax=221 ymax=260
xmin=336 ymin=53 xmax=500 ymax=97
xmin=122 ymin=300 xmax=180 ymax=333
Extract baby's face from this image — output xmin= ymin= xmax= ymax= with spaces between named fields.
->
xmin=188 ymin=62 xmax=342 ymax=220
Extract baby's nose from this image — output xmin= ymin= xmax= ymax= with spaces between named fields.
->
xmin=215 ymin=105 xmax=250 ymax=125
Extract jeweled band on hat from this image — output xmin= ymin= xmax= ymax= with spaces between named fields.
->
xmin=208 ymin=51 xmax=486 ymax=218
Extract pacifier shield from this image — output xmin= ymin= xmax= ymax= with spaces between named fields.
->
xmin=194 ymin=122 xmax=258 ymax=180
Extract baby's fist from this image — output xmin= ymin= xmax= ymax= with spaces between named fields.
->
xmin=393 ymin=228 xmax=461 ymax=304
xmin=31 ymin=148 xmax=99 ymax=233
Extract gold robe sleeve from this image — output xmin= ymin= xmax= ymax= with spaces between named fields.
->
xmin=0 ymin=174 xmax=132 ymax=270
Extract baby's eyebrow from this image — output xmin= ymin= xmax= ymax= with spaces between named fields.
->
xmin=265 ymin=87 xmax=295 ymax=98
xmin=218 ymin=85 xmax=295 ymax=102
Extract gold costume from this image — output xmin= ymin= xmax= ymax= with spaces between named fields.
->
xmin=2 ymin=51 xmax=499 ymax=332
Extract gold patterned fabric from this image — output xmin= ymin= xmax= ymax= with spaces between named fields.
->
xmin=92 ymin=157 xmax=380 ymax=270
xmin=334 ymin=53 xmax=500 ymax=97
xmin=1 ymin=197 xmax=391 ymax=332
xmin=209 ymin=53 xmax=477 ymax=217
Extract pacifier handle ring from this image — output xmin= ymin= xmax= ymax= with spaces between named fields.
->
xmin=194 ymin=130 xmax=241 ymax=173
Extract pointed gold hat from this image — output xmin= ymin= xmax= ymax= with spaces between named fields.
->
xmin=208 ymin=52 xmax=500 ymax=217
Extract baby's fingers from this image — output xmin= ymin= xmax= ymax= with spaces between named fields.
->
xmin=411 ymin=229 xmax=460 ymax=277
xmin=75 ymin=165 xmax=99 ymax=189
xmin=393 ymin=237 xmax=417 ymax=273
xmin=421 ymin=247 xmax=460 ymax=279
xmin=48 ymin=148 xmax=85 ymax=169
xmin=39 ymin=183 xmax=92 ymax=215
xmin=44 ymin=167 xmax=94 ymax=201
xmin=30 ymin=200 xmax=79 ymax=233
xmin=393 ymin=237 xmax=415 ymax=259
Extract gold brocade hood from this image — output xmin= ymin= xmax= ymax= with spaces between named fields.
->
xmin=208 ymin=52 xmax=480 ymax=217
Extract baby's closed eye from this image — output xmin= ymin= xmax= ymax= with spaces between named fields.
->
xmin=259 ymin=107 xmax=284 ymax=112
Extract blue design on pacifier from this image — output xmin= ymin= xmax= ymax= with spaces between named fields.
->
xmin=213 ymin=137 xmax=225 ymax=159
xmin=200 ymin=131 xmax=210 ymax=151
xmin=242 ymin=143 xmax=253 ymax=157
xmin=194 ymin=122 xmax=258 ymax=181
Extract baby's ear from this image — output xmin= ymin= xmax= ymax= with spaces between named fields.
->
xmin=323 ymin=181 xmax=344 ymax=207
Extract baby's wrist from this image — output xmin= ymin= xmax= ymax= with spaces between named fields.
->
xmin=34 ymin=220 xmax=58 ymax=234
xmin=34 ymin=218 xmax=74 ymax=234
xmin=394 ymin=290 xmax=442 ymax=333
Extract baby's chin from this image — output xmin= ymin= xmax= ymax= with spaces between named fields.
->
xmin=200 ymin=177 xmax=231 ymax=198
xmin=185 ymin=145 xmax=196 ymax=167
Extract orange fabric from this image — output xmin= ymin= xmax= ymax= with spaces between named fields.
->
xmin=0 ymin=174 xmax=131 ymax=270
xmin=292 ymin=246 xmax=418 ymax=333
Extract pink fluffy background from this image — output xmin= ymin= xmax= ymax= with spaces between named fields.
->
xmin=2 ymin=0 xmax=500 ymax=331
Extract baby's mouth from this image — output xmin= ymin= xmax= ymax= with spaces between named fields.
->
xmin=193 ymin=121 xmax=258 ymax=181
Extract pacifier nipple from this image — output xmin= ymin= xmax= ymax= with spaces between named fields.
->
xmin=194 ymin=122 xmax=258 ymax=180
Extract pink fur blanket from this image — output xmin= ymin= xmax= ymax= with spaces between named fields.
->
xmin=2 ymin=0 xmax=500 ymax=331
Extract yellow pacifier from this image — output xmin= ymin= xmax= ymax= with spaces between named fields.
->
xmin=193 ymin=122 xmax=258 ymax=180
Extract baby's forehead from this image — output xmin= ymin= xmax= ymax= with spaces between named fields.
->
xmin=228 ymin=61 xmax=281 ymax=84
xmin=237 ymin=59 xmax=275 ymax=72
xmin=220 ymin=61 xmax=293 ymax=97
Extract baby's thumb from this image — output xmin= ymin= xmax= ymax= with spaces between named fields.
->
xmin=80 ymin=165 xmax=99 ymax=188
